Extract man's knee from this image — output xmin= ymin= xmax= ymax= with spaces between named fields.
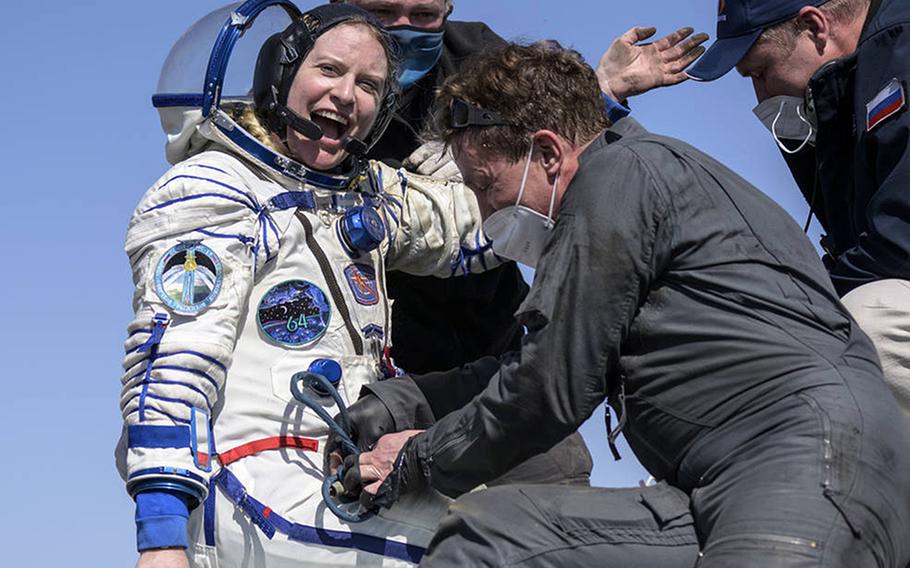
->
xmin=423 ymin=487 xmax=539 ymax=567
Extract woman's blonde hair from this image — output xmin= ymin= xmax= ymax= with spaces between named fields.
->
xmin=230 ymin=103 xmax=286 ymax=154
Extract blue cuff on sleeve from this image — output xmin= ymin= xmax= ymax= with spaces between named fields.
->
xmin=135 ymin=490 xmax=191 ymax=551
xmin=602 ymin=92 xmax=631 ymax=123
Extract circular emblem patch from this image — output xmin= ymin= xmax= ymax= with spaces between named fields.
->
xmin=257 ymin=280 xmax=331 ymax=346
xmin=154 ymin=242 xmax=223 ymax=315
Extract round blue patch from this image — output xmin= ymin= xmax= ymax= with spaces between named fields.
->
xmin=257 ymin=280 xmax=331 ymax=346
xmin=154 ymin=242 xmax=223 ymax=316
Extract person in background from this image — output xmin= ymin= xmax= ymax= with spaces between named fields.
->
xmin=687 ymin=0 xmax=910 ymax=421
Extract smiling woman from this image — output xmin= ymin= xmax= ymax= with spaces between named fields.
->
xmin=282 ymin=23 xmax=389 ymax=169
xmin=121 ymin=2 xmax=499 ymax=568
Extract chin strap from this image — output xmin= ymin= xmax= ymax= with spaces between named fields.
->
xmin=270 ymin=86 xmax=323 ymax=141
xmin=343 ymin=137 xmax=368 ymax=157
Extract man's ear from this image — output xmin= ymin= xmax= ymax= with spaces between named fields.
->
xmin=797 ymin=6 xmax=831 ymax=55
xmin=531 ymin=130 xmax=565 ymax=182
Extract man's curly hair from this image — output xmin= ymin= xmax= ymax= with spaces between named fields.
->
xmin=428 ymin=40 xmax=609 ymax=162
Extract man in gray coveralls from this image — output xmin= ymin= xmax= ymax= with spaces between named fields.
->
xmin=335 ymin=41 xmax=910 ymax=567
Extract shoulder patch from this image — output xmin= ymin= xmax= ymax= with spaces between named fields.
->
xmin=257 ymin=280 xmax=331 ymax=346
xmin=866 ymin=78 xmax=906 ymax=131
xmin=154 ymin=242 xmax=223 ymax=315
xmin=344 ymin=264 xmax=379 ymax=305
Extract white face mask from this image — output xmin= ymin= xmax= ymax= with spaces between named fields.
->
xmin=482 ymin=144 xmax=559 ymax=268
xmin=753 ymin=95 xmax=816 ymax=154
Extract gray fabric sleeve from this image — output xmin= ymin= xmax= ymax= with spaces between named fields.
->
xmin=407 ymin=145 xmax=674 ymax=497
xmin=361 ymin=376 xmax=437 ymax=431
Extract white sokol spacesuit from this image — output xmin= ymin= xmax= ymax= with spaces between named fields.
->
xmin=116 ymin=2 xmax=495 ymax=566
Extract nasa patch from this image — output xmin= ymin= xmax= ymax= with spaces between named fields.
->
xmin=257 ymin=280 xmax=331 ymax=346
xmin=344 ymin=264 xmax=379 ymax=305
xmin=154 ymin=242 xmax=223 ymax=316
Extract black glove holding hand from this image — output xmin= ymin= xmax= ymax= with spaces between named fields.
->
xmin=323 ymin=393 xmax=396 ymax=475
xmin=340 ymin=434 xmax=427 ymax=509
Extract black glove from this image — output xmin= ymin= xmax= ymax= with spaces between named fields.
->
xmin=340 ymin=437 xmax=427 ymax=510
xmin=323 ymin=393 xmax=395 ymax=474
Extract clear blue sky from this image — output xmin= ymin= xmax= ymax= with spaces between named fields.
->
xmin=0 ymin=1 xmax=822 ymax=565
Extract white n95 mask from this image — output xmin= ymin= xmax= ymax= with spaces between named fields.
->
xmin=753 ymin=95 xmax=816 ymax=154
xmin=482 ymin=144 xmax=559 ymax=268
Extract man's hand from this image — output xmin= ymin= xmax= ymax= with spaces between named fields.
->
xmin=136 ymin=549 xmax=189 ymax=568
xmin=354 ymin=430 xmax=422 ymax=494
xmin=597 ymin=26 xmax=709 ymax=102
xmin=403 ymin=142 xmax=463 ymax=182
xmin=324 ymin=393 xmax=396 ymax=476
xmin=340 ymin=430 xmax=424 ymax=509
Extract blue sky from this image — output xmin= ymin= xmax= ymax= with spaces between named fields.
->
xmin=0 ymin=1 xmax=822 ymax=565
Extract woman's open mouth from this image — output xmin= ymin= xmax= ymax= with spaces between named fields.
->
xmin=310 ymin=109 xmax=350 ymax=144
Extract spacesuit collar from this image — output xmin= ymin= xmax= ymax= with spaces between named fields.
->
xmin=202 ymin=111 xmax=364 ymax=191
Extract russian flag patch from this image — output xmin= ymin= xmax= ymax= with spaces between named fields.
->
xmin=866 ymin=78 xmax=906 ymax=131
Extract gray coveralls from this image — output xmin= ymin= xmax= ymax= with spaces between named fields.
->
xmin=384 ymin=119 xmax=910 ymax=567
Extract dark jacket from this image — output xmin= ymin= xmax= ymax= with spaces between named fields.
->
xmin=785 ymin=0 xmax=910 ymax=296
xmin=401 ymin=119 xmax=879 ymax=496
xmin=366 ymin=21 xmax=590 ymax=487
xmin=367 ymin=21 xmax=530 ymax=374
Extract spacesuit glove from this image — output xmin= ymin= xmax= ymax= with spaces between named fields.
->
xmin=403 ymin=141 xmax=463 ymax=183
xmin=324 ymin=393 xmax=395 ymax=475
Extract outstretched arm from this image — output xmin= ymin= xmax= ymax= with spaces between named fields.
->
xmin=598 ymin=26 xmax=708 ymax=103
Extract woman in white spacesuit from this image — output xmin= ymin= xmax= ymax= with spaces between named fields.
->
xmin=118 ymin=2 xmax=493 ymax=567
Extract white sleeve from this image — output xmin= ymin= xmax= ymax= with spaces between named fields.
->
xmin=117 ymin=155 xmax=279 ymax=501
xmin=376 ymin=162 xmax=498 ymax=277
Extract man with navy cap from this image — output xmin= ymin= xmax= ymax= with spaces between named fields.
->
xmin=688 ymin=0 xmax=910 ymax=423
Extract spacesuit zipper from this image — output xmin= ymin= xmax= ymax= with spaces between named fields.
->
xmin=296 ymin=211 xmax=364 ymax=355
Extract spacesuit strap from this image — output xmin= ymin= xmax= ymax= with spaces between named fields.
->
xmin=269 ymin=191 xmax=317 ymax=211
xmin=360 ymin=376 xmax=436 ymax=430
xmin=213 ymin=467 xmax=427 ymax=562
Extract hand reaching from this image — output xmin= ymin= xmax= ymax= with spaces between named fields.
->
xmin=597 ymin=26 xmax=709 ymax=102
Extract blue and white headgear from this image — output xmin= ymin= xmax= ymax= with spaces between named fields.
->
xmin=153 ymin=1 xmax=399 ymax=189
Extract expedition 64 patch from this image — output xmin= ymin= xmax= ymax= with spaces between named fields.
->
xmin=154 ymin=242 xmax=223 ymax=315
xmin=257 ymin=280 xmax=331 ymax=346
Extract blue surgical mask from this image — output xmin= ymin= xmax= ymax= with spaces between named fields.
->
xmin=387 ymin=25 xmax=445 ymax=89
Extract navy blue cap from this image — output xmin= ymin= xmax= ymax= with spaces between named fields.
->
xmin=688 ymin=0 xmax=826 ymax=82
